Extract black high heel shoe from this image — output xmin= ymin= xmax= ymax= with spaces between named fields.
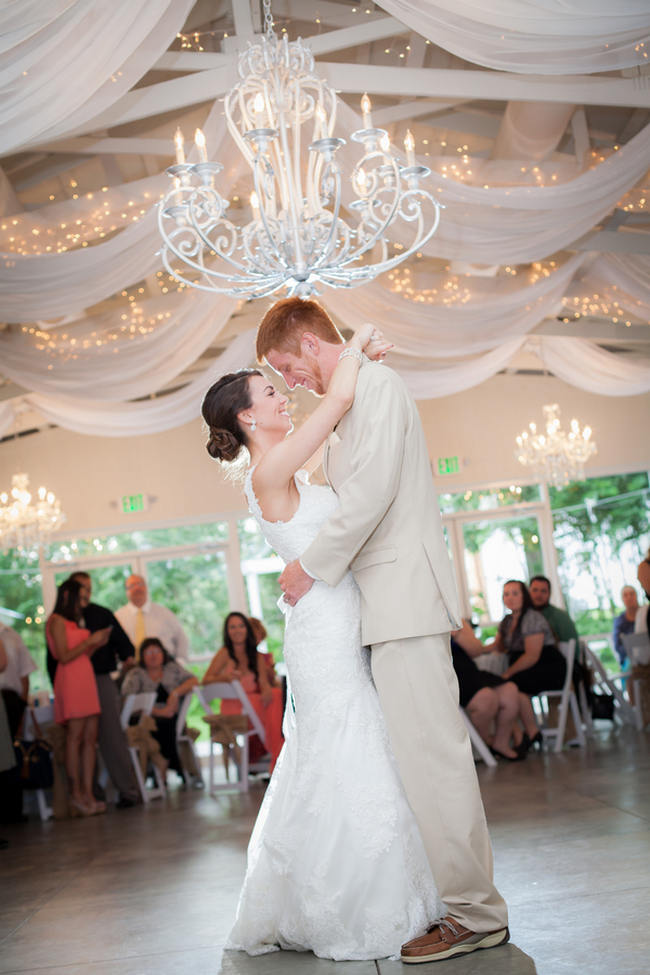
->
xmin=489 ymin=746 xmax=526 ymax=762
xmin=516 ymin=731 xmax=543 ymax=757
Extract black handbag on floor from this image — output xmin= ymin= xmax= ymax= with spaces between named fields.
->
xmin=13 ymin=710 xmax=54 ymax=789
xmin=591 ymin=692 xmax=615 ymax=721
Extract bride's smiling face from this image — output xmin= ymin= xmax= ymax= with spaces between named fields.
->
xmin=241 ymin=374 xmax=292 ymax=437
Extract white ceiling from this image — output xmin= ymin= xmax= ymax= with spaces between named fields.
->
xmin=1 ymin=0 xmax=649 ymax=421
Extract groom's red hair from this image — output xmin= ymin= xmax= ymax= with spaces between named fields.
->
xmin=256 ymin=297 xmax=343 ymax=361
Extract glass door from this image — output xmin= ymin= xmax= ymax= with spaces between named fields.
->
xmin=460 ymin=514 xmax=544 ymax=625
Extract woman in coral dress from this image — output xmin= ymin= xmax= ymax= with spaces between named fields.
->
xmin=201 ymin=612 xmax=283 ymax=772
xmin=46 ymin=578 xmax=111 ymax=816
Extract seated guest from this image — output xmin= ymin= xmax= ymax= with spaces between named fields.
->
xmin=249 ymin=617 xmax=278 ymax=686
xmin=612 ymin=586 xmax=640 ymax=667
xmin=121 ymin=638 xmax=198 ymax=784
xmin=46 ymin=579 xmax=112 ymax=816
xmin=202 ymin=612 xmax=284 ymax=772
xmin=490 ymin=580 xmax=567 ymax=749
xmin=529 ymin=575 xmax=578 ymax=644
xmin=451 ymin=620 xmax=523 ymax=761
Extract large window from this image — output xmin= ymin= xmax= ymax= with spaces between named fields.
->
xmin=2 ymin=472 xmax=647 ymax=691
xmin=549 ymin=472 xmax=650 ymax=664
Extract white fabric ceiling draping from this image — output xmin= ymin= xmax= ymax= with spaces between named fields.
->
xmin=3 ymin=107 xmax=649 ymax=320
xmin=0 ymin=0 xmax=195 ymax=156
xmin=324 ymin=254 xmax=586 ymax=358
xmin=0 ymin=108 xmax=249 ymax=321
xmin=376 ymin=1 xmax=650 ymax=74
xmin=539 ymin=337 xmax=650 ymax=396
xmin=1 ymin=330 xmax=257 ymax=439
xmin=0 ymin=2 xmax=648 ymax=444
xmin=0 ymin=290 xmax=237 ymax=400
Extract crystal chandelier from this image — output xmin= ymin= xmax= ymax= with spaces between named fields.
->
xmin=515 ymin=404 xmax=597 ymax=488
xmin=157 ymin=0 xmax=442 ymax=299
xmin=0 ymin=473 xmax=66 ymax=553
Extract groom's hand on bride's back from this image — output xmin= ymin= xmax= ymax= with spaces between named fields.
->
xmin=279 ymin=559 xmax=314 ymax=606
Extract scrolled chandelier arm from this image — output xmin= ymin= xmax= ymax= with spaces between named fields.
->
xmin=157 ymin=1 xmax=442 ymax=299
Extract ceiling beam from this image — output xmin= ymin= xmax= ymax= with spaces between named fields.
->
xmin=372 ymin=99 xmax=468 ymax=125
xmin=319 ymin=63 xmax=650 ymax=109
xmin=306 ymin=17 xmax=406 ymax=55
xmin=37 ymin=61 xmax=650 ymax=143
xmin=271 ymin=0 xmax=378 ymax=29
xmin=28 ymin=137 xmax=174 ymax=157
xmin=534 ymin=319 xmax=650 ymax=341
xmin=571 ymin=227 xmax=650 ymax=254
xmin=154 ymin=51 xmax=232 ymax=72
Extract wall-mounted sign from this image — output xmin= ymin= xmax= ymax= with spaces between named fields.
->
xmin=121 ymin=493 xmax=147 ymax=514
xmin=436 ymin=455 xmax=460 ymax=475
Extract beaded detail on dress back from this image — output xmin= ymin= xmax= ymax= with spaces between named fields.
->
xmin=244 ymin=468 xmax=339 ymax=564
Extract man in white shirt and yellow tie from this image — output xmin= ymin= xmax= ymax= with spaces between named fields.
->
xmin=115 ymin=575 xmax=190 ymax=665
xmin=116 ymin=574 xmax=203 ymax=787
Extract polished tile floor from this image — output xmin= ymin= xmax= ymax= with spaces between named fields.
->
xmin=1 ymin=723 xmax=648 ymax=975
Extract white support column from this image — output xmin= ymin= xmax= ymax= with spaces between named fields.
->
xmin=225 ymin=515 xmax=248 ymax=612
xmin=538 ymin=482 xmax=565 ymax=608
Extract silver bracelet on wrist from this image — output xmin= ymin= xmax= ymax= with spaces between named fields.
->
xmin=338 ymin=348 xmax=364 ymax=364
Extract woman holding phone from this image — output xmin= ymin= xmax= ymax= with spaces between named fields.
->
xmin=46 ymin=578 xmax=111 ymax=816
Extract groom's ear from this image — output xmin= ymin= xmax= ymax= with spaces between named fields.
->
xmin=300 ymin=331 xmax=320 ymax=356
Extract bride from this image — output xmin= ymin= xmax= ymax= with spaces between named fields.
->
xmin=201 ymin=324 xmax=443 ymax=961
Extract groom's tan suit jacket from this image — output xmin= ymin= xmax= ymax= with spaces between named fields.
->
xmin=301 ymin=360 xmax=461 ymax=646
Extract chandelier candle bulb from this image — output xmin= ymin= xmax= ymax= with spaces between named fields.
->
xmin=174 ymin=128 xmax=185 ymax=165
xmin=194 ymin=128 xmax=208 ymax=162
xmin=361 ymin=92 xmax=372 ymax=129
xmin=250 ymin=190 xmax=261 ymax=220
xmin=405 ymin=130 xmax=415 ymax=167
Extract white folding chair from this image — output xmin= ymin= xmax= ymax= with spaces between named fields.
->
xmin=621 ymin=631 xmax=650 ymax=731
xmin=120 ymin=692 xmax=165 ymax=802
xmin=23 ymin=703 xmax=55 ymax=821
xmin=535 ymin=639 xmax=586 ymax=753
xmin=175 ymin=691 xmax=202 ymax=786
xmin=460 ymin=708 xmax=497 ymax=767
xmin=194 ymin=681 xmax=268 ymax=794
xmin=583 ymin=644 xmax=636 ymax=728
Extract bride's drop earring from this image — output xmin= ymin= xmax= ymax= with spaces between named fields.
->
xmin=250 ymin=419 xmax=257 ymax=431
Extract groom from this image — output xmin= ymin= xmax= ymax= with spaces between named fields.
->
xmin=257 ymin=297 xmax=509 ymax=964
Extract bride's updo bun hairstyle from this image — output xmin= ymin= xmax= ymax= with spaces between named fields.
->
xmin=201 ymin=369 xmax=262 ymax=465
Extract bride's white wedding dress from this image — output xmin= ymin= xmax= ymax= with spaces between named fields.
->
xmin=225 ymin=469 xmax=443 ymax=961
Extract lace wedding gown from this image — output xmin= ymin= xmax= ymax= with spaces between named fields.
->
xmin=225 ymin=470 xmax=443 ymax=961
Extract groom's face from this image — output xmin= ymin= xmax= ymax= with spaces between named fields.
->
xmin=266 ymin=347 xmax=326 ymax=396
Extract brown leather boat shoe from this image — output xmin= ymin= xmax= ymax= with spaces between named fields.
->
xmin=401 ymin=916 xmax=509 ymax=963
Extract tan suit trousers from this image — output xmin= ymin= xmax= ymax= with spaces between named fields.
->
xmin=370 ymin=633 xmax=508 ymax=932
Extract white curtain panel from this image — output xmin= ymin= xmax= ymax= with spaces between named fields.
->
xmin=0 ymin=0 xmax=195 ymax=156
xmin=539 ymin=337 xmax=650 ymax=396
xmin=4 ymin=329 xmax=258 ymax=438
xmin=376 ymin=1 xmax=650 ymax=74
